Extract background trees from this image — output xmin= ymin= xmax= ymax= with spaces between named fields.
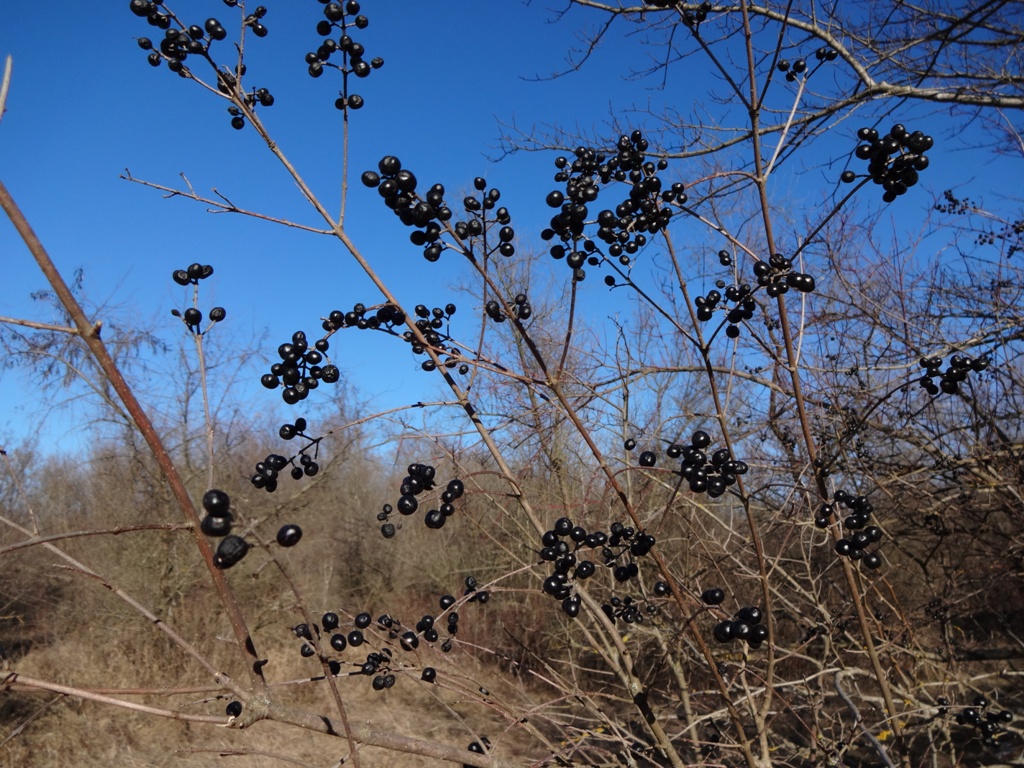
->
xmin=2 ymin=2 xmax=1023 ymax=767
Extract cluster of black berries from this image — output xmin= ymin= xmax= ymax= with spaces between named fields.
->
xmin=542 ymin=130 xmax=677 ymax=281
xmin=324 ymin=302 xmax=403 ymax=332
xmin=251 ymin=441 xmax=321 ymax=492
xmin=628 ymin=430 xmax=747 ymax=498
xmin=250 ymin=416 xmax=325 ymax=491
xmin=844 ymin=124 xmax=933 ymax=202
xmin=170 ymin=264 xmax=226 ymax=333
xmin=680 ymin=1 xmax=713 ymax=27
xmin=321 ymin=302 xmax=471 ymax=376
xmin=401 ymin=304 xmax=464 ymax=372
xmin=693 ymin=283 xmax=757 ymax=338
xmin=918 ymin=353 xmax=988 ymax=396
xmin=172 ymin=262 xmax=213 ymax=285
xmin=753 ymin=253 xmax=816 ymax=299
xmin=260 ymin=331 xmax=341 ymax=405
xmin=601 ymin=593 xmax=662 ymax=626
xmin=226 ymin=84 xmax=275 ymax=129
xmin=462 ymin=575 xmax=490 ymax=605
xmin=485 ymin=293 xmax=531 ymax=323
xmin=199 ymin=489 xmax=301 ymax=568
xmin=936 ymin=191 xmax=1024 ymax=256
xmin=131 ymin=1 xmax=272 ymax=116
xmin=360 ymin=157 xmax=454 ymax=261
xmin=948 ymin=695 xmax=1015 ymax=748
xmin=305 ymin=1 xmax=382 ymax=111
xmin=454 ymin=177 xmax=515 ymax=259
xmin=539 ymin=517 xmax=606 ymax=618
xmin=537 ymin=517 xmax=661 ymax=620
xmin=293 ymin=596 xmax=475 ymax=689
xmin=377 ymin=465 xmax=465 ymax=537
xmin=777 ymin=46 xmax=837 ymax=82
xmin=924 ymin=597 xmax=948 ymax=623
xmin=816 ymin=490 xmax=883 ymax=569
xmin=362 ymin=159 xmax=516 ymax=263
xmin=295 ymin=613 xmax=399 ymax=691
xmin=712 ymin=605 xmax=769 ymax=650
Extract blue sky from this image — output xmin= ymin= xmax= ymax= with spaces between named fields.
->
xmin=0 ymin=2 xmax=1018 ymax=455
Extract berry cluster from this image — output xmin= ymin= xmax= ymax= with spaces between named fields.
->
xmin=641 ymin=430 xmax=748 ymax=498
xmin=485 ymin=293 xmax=531 ymax=323
xmin=376 ymin=464 xmax=465 ymax=537
xmin=918 ymin=353 xmax=988 ymax=396
xmin=324 ymin=302 xmax=402 ymax=332
xmin=694 ymin=283 xmax=758 ymax=338
xmin=204 ymin=492 xmax=303 ymax=557
xmin=277 ymin=418 xmax=323 ymax=479
xmin=172 ymin=262 xmax=213 ymax=285
xmin=295 ymin=613 xmax=396 ymax=691
xmin=462 ymin=575 xmax=490 ymax=605
xmin=602 ymin=593 xmax=661 ymax=626
xmin=170 ymin=264 xmax=226 ymax=333
xmin=680 ymin=1 xmax=713 ymax=27
xmin=712 ymin=606 xmax=769 ymax=650
xmin=816 ymin=490 xmax=884 ymax=569
xmin=777 ymin=46 xmax=837 ymax=82
xmin=131 ymin=2 xmax=274 ymax=129
xmin=844 ymin=124 xmax=934 ymax=202
xmin=453 ymin=177 xmax=515 ymax=259
xmin=402 ymin=304 xmax=463 ymax=372
xmin=948 ymin=696 xmax=1015 ymax=748
xmin=305 ymin=1 xmax=383 ymax=112
xmin=537 ymin=517 xmax=661 ymax=620
xmin=250 ymin=435 xmax=322 ymax=492
xmin=291 ymin=591 xmax=479 ymax=691
xmin=319 ymin=302 xmax=472 ymax=376
xmin=260 ymin=331 xmax=341 ymax=405
xmin=542 ymin=130 xmax=676 ymax=280
xmin=361 ymin=157 xmax=454 ymax=261
xmin=753 ymin=253 xmax=816 ymax=299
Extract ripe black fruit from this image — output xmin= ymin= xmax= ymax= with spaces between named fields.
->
xmin=736 ymin=606 xmax=762 ymax=624
xmin=713 ymin=621 xmax=734 ymax=642
xmin=214 ymin=535 xmax=249 ymax=569
xmin=702 ymin=588 xmax=725 ymax=605
xmin=203 ymin=489 xmax=231 ymax=516
xmin=201 ymin=514 xmax=232 ymax=537
xmin=276 ymin=525 xmax=302 ymax=547
xmin=225 ymin=701 xmax=243 ymax=717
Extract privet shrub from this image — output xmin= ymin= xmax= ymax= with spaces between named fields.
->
xmin=2 ymin=2 xmax=1023 ymax=767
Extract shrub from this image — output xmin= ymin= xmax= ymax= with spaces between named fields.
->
xmin=2 ymin=3 xmax=1023 ymax=767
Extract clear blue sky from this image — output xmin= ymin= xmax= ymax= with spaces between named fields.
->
xmin=0 ymin=2 xmax=1017 ymax=455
